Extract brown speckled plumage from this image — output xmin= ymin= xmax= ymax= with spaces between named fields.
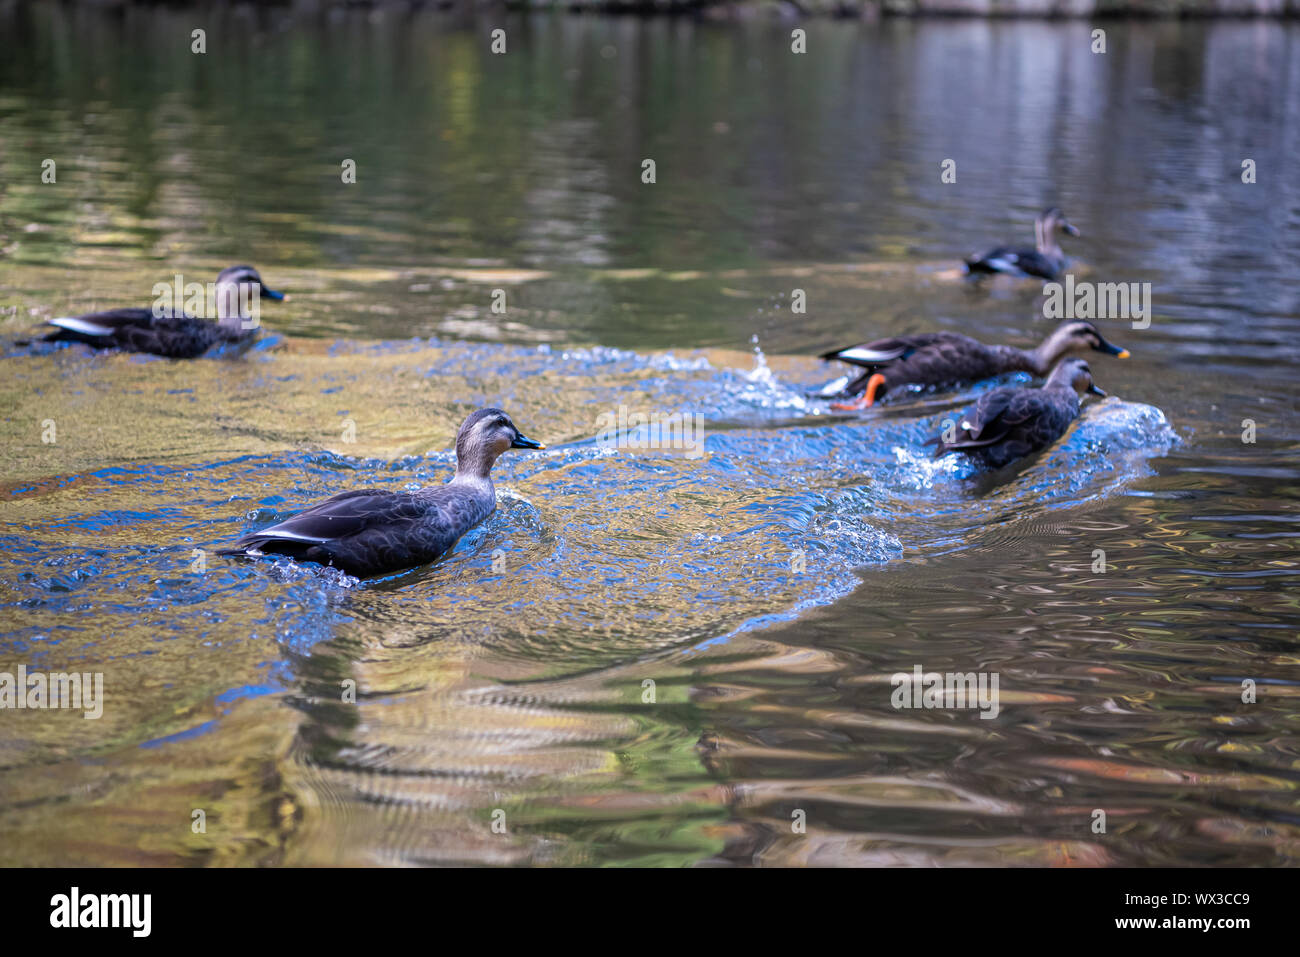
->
xmin=926 ymin=358 xmax=1107 ymax=468
xmin=218 ymin=408 xmax=544 ymax=578
xmin=821 ymin=321 xmax=1127 ymax=406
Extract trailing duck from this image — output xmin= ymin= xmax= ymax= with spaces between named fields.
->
xmin=925 ymin=357 xmax=1108 ymax=468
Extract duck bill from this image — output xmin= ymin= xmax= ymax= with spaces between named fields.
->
xmin=510 ymin=432 xmax=545 ymax=450
xmin=260 ymin=285 xmax=286 ymax=302
xmin=1093 ymin=333 xmax=1129 ymax=358
xmin=1086 ymin=384 xmax=1107 ymax=397
xmin=1062 ymin=221 xmax=1081 ymax=237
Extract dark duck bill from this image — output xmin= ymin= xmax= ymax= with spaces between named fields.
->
xmin=218 ymin=408 xmax=546 ymax=579
xmin=510 ymin=432 xmax=545 ymax=449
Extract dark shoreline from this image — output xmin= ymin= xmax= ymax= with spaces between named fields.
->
xmin=59 ymin=0 xmax=1300 ymax=20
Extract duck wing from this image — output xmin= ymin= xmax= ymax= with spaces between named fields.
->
xmin=220 ymin=489 xmax=419 ymax=553
xmin=964 ymin=246 xmax=1017 ymax=274
xmin=820 ymin=333 xmax=999 ymax=399
xmin=45 ymin=308 xmax=157 ymax=340
xmin=220 ymin=486 xmax=496 ymax=577
xmin=927 ymin=387 xmax=1042 ymax=455
xmin=820 ymin=333 xmax=956 ymax=369
xmin=964 ymin=388 xmax=1040 ymax=440
xmin=1003 ymin=250 xmax=1060 ymax=280
xmin=964 ymin=247 xmax=1060 ymax=280
xmin=44 ymin=309 xmax=224 ymax=358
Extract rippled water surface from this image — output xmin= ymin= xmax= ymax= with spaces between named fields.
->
xmin=1 ymin=6 xmax=1298 ymax=866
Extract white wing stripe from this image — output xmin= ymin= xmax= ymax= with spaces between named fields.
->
xmin=48 ymin=316 xmax=113 ymax=337
xmin=837 ymin=347 xmax=904 ymax=363
xmin=252 ymin=529 xmax=329 ymax=544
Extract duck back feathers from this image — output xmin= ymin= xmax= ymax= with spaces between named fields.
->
xmin=43 ymin=265 xmax=283 ymax=358
xmin=963 ymin=247 xmax=1063 ymax=281
xmin=44 ymin=308 xmax=245 ymax=358
xmin=963 ymin=207 xmax=1078 ymax=281
xmin=926 ymin=357 xmax=1101 ymax=468
xmin=820 ymin=332 xmax=1026 ymax=401
xmin=218 ymin=484 xmax=496 ymax=578
xmin=930 ymin=384 xmax=1080 ymax=468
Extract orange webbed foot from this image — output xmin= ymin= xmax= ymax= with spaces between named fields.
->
xmin=830 ymin=373 xmax=886 ymax=411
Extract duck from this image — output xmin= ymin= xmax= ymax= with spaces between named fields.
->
xmin=963 ymin=207 xmax=1079 ymax=280
xmin=218 ymin=408 xmax=545 ymax=578
xmin=819 ymin=320 xmax=1128 ymax=411
xmin=925 ymin=357 xmax=1107 ymax=468
xmin=42 ymin=264 xmax=285 ymax=358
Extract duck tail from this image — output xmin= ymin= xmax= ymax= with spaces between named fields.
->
xmin=929 ymin=434 xmax=1004 ymax=458
xmin=218 ymin=532 xmax=323 ymax=562
xmin=44 ymin=316 xmax=113 ymax=344
xmin=217 ymin=532 xmax=282 ymax=557
xmin=921 ymin=433 xmax=951 ymax=458
xmin=808 ymin=370 xmax=872 ymax=401
xmin=216 ymin=529 xmax=277 ymax=556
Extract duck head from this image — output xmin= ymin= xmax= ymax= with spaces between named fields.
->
xmin=454 ymin=408 xmax=545 ymax=480
xmin=215 ymin=264 xmax=286 ymax=325
xmin=1035 ymin=207 xmax=1079 ymax=256
xmin=1049 ymin=357 xmax=1107 ymax=397
xmin=1039 ymin=320 xmax=1129 ymax=370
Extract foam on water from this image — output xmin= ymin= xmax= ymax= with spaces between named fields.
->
xmin=0 ymin=341 xmax=1180 ymax=675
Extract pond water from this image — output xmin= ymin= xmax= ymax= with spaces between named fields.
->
xmin=1 ymin=5 xmax=1297 ymax=866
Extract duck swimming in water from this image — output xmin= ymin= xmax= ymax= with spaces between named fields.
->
xmin=819 ymin=320 xmax=1128 ymax=411
xmin=43 ymin=264 xmax=285 ymax=358
xmin=964 ymin=207 xmax=1079 ymax=280
xmin=218 ymin=408 xmax=545 ymax=578
xmin=925 ymin=357 xmax=1107 ymax=469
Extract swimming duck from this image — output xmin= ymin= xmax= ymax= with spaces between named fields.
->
xmin=964 ymin=207 xmax=1079 ymax=280
xmin=43 ymin=265 xmax=285 ymax=358
xmin=925 ymin=357 xmax=1106 ymax=468
xmin=820 ymin=320 xmax=1128 ymax=411
xmin=218 ymin=408 xmax=545 ymax=578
